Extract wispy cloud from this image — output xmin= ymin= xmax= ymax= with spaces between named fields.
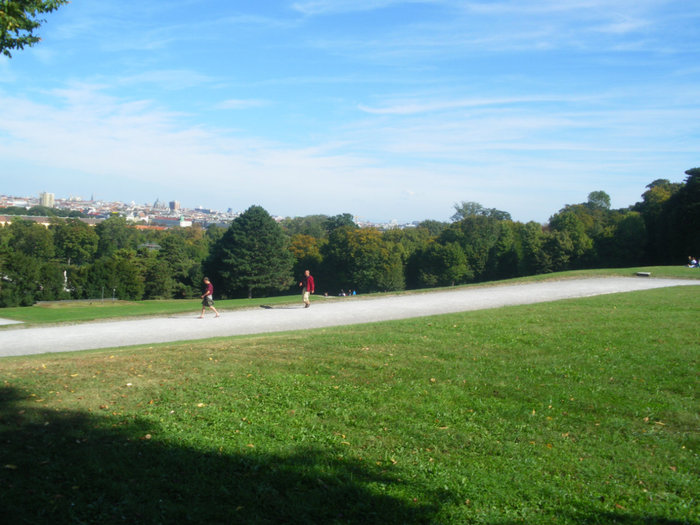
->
xmin=217 ymin=99 xmax=270 ymax=110
xmin=118 ymin=70 xmax=216 ymax=90
xmin=0 ymin=85 xmax=385 ymax=216
xmin=291 ymin=0 xmax=445 ymax=16
xmin=298 ymin=0 xmax=696 ymax=59
xmin=358 ymin=95 xmax=588 ymax=115
xmin=2 ymin=74 xmax=697 ymax=221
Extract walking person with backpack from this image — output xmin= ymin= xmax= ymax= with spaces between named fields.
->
xmin=199 ymin=277 xmax=220 ymax=318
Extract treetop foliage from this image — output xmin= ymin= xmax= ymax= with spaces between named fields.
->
xmin=0 ymin=205 xmax=86 ymax=218
xmin=586 ymin=191 xmax=611 ymax=210
xmin=205 ymin=205 xmax=293 ymax=298
xmin=0 ymin=0 xmax=68 ymax=57
xmin=451 ymin=201 xmax=512 ymax=222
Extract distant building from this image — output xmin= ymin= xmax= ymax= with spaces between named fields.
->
xmin=39 ymin=192 xmax=55 ymax=208
xmin=150 ymin=216 xmax=192 ymax=228
xmin=169 ymin=200 xmax=180 ymax=211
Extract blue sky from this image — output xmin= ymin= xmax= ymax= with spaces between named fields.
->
xmin=1 ymin=0 xmax=698 ymax=223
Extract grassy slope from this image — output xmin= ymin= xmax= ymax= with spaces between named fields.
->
xmin=1 ymin=285 xmax=698 ymax=524
xmin=0 ymin=294 xmax=302 ymax=325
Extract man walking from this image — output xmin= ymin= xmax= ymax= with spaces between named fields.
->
xmin=299 ymin=269 xmax=315 ymax=308
xmin=199 ymin=277 xmax=220 ymax=318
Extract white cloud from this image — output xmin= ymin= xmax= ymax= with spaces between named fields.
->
xmin=1 ymin=76 xmax=697 ymax=223
xmin=297 ymin=0 xmax=695 ymax=59
xmin=357 ymin=95 xmax=589 ymax=115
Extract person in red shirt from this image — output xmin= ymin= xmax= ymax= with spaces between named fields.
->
xmin=199 ymin=277 xmax=220 ymax=318
xmin=299 ymin=269 xmax=315 ymax=308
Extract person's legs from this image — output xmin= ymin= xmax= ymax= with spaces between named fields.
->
xmin=303 ymin=290 xmax=310 ymax=307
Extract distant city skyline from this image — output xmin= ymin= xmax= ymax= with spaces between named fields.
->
xmin=1 ymin=1 xmax=698 ymax=224
xmin=1 ymin=190 xmax=408 ymax=229
xmin=0 ymin=172 xmax=689 ymax=227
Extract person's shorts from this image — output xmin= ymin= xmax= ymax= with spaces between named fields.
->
xmin=202 ymin=295 xmax=213 ymax=307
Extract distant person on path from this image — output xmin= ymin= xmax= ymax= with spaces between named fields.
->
xmin=199 ymin=277 xmax=220 ymax=318
xmin=299 ymin=269 xmax=315 ymax=308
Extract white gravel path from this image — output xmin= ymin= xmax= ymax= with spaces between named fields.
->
xmin=0 ymin=277 xmax=697 ymax=358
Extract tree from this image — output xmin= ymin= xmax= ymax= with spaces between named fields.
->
xmin=586 ymin=191 xmax=611 ymax=210
xmin=1 ymin=0 xmax=68 ymax=57
xmin=594 ymin=211 xmax=647 ymax=267
xmin=142 ymin=253 xmax=176 ymax=300
xmin=416 ymin=219 xmax=448 ymax=237
xmin=288 ymin=233 xmax=324 ymax=285
xmin=95 ymin=215 xmax=140 ymax=258
xmin=35 ymin=260 xmax=69 ymax=301
xmin=439 ymin=215 xmax=502 ymax=280
xmin=7 ymin=218 xmax=54 ymax=261
xmin=407 ymin=242 xmax=471 ymax=288
xmin=324 ymin=213 xmax=357 ymax=234
xmin=281 ymin=215 xmax=329 ymax=239
xmin=548 ymin=210 xmax=594 ymax=268
xmin=633 ymin=179 xmax=681 ymax=263
xmin=345 ymin=229 xmax=405 ymax=292
xmin=539 ymin=230 xmax=575 ymax=273
xmin=321 ymin=227 xmax=405 ymax=293
xmin=518 ymin=221 xmax=547 ymax=276
xmin=157 ymin=232 xmax=203 ymax=297
xmin=52 ymin=219 xmax=98 ymax=265
xmin=451 ymin=201 xmax=511 ymax=222
xmin=78 ymin=249 xmax=145 ymax=301
xmin=663 ymin=168 xmax=700 ymax=261
xmin=206 ymin=205 xmax=293 ymax=299
xmin=0 ymin=251 xmax=41 ymax=306
xmin=484 ymin=221 xmax=521 ymax=281
xmin=318 ymin=226 xmax=353 ymax=293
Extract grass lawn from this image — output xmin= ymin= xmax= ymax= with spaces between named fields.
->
xmin=0 ymin=294 xmax=302 ymax=325
xmin=0 ymin=283 xmax=698 ymax=523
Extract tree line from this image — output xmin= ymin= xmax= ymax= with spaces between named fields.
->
xmin=1 ymin=168 xmax=697 ymax=307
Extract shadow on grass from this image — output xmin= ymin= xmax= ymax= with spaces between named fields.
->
xmin=0 ymin=386 xmax=435 ymax=524
xmin=493 ymin=514 xmax=691 ymax=525
xmin=2 ymin=384 xmax=692 ymax=525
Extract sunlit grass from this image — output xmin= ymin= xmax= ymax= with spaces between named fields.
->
xmin=0 ymin=294 xmax=302 ymax=325
xmin=1 ymin=286 xmax=698 ymax=523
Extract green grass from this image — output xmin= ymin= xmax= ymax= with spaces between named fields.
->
xmin=0 ymin=293 xmax=302 ymax=325
xmin=1 ymin=285 xmax=698 ymax=523
xmin=1 ymin=266 xmax=698 ymax=326
xmin=505 ymin=265 xmax=700 ymax=282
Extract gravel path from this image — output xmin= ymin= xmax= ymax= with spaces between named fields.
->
xmin=0 ymin=277 xmax=697 ymax=358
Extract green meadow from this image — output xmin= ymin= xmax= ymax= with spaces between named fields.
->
xmin=0 ymin=271 xmax=698 ymax=523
